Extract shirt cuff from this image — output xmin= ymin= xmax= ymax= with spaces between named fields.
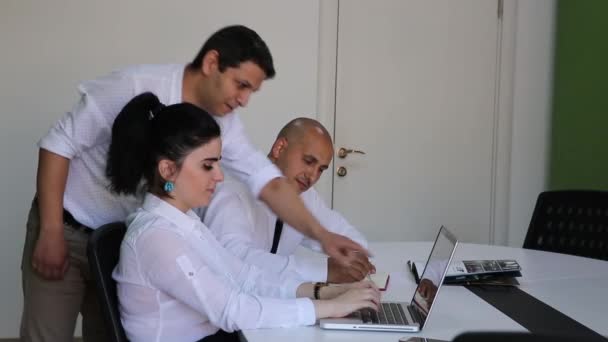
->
xmin=293 ymin=255 xmax=329 ymax=282
xmin=296 ymin=298 xmax=317 ymax=325
xmin=281 ymin=273 xmax=306 ymax=299
xmin=246 ymin=162 xmax=283 ymax=198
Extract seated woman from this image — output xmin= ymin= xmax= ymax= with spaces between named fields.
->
xmin=106 ymin=92 xmax=381 ymax=342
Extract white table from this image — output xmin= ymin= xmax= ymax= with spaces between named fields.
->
xmin=241 ymin=242 xmax=608 ymax=342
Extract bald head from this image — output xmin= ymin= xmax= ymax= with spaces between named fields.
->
xmin=269 ymin=117 xmax=334 ymax=193
xmin=275 ymin=117 xmax=332 ymax=146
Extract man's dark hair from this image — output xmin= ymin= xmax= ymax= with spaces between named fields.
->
xmin=189 ymin=25 xmax=275 ymax=78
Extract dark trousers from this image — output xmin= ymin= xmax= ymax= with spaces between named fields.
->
xmin=198 ymin=329 xmax=240 ymax=342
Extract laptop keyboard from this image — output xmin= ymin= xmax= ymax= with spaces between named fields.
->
xmin=358 ymin=303 xmax=408 ymax=325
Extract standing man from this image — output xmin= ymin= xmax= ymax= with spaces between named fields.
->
xmin=21 ymin=25 xmax=367 ymax=341
xmin=204 ymin=118 xmax=375 ymax=284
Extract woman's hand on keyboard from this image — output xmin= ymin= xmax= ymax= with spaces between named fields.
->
xmin=313 ymin=281 xmax=381 ymax=318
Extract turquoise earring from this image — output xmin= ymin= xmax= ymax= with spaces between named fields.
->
xmin=163 ymin=181 xmax=175 ymax=193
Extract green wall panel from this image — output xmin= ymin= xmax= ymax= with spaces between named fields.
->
xmin=550 ymin=0 xmax=608 ymax=190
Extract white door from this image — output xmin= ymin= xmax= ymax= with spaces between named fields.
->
xmin=332 ymin=0 xmax=501 ymax=242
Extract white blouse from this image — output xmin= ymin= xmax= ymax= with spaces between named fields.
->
xmin=113 ymin=194 xmax=315 ymax=342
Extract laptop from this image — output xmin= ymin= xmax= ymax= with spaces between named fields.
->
xmin=319 ymin=226 xmax=459 ymax=332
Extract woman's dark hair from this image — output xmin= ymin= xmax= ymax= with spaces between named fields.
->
xmin=106 ymin=92 xmax=221 ymax=196
xmin=189 ymin=25 xmax=275 ymax=78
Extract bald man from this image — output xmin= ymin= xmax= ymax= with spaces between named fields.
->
xmin=202 ymin=118 xmax=375 ymax=283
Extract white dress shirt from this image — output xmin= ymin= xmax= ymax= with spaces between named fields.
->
xmin=202 ymin=177 xmax=368 ymax=282
xmin=113 ymin=194 xmax=315 ymax=342
xmin=38 ymin=64 xmax=282 ymax=229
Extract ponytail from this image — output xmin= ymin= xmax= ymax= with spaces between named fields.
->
xmin=106 ymin=92 xmax=162 ymax=195
xmin=106 ymin=92 xmax=221 ymax=197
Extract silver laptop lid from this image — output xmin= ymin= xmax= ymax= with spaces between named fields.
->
xmin=409 ymin=226 xmax=458 ymax=329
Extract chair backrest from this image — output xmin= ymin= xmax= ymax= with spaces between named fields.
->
xmin=523 ymin=190 xmax=608 ymax=261
xmin=87 ymin=222 xmax=128 ymax=342
xmin=452 ymin=331 xmax=600 ymax=342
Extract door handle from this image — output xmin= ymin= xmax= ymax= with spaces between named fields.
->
xmin=337 ymin=147 xmax=366 ymax=159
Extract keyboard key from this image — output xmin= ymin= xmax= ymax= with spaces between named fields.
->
xmin=390 ymin=303 xmax=406 ymax=324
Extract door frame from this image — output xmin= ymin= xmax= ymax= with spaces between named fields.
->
xmin=315 ymin=0 xmax=519 ymax=245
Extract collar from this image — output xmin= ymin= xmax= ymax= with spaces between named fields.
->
xmin=141 ymin=193 xmax=200 ymax=232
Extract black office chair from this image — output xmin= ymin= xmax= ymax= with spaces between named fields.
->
xmin=523 ymin=190 xmax=608 ymax=261
xmin=87 ymin=222 xmax=128 ymax=342
xmin=452 ymin=331 xmax=604 ymax=342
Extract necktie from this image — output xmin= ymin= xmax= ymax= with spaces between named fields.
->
xmin=270 ymin=219 xmax=283 ymax=254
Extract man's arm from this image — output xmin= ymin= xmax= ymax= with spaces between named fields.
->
xmin=32 ymin=71 xmax=133 ymax=279
xmin=32 ymin=149 xmax=70 ymax=280
xmin=299 ymin=188 xmax=367 ymax=251
xmin=298 ymin=188 xmax=375 ymax=283
xmin=204 ymin=183 xmax=328 ymax=281
xmin=258 ymin=177 xmax=368 ymax=266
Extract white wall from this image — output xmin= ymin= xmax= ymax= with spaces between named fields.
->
xmin=0 ymin=0 xmax=320 ymax=337
xmin=506 ymin=0 xmax=556 ymax=247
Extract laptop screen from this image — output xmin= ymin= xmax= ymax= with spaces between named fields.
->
xmin=409 ymin=226 xmax=458 ymax=328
